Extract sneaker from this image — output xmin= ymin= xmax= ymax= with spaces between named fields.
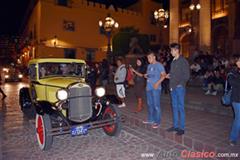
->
xmin=142 ymin=120 xmax=154 ymax=124
xmin=205 ymin=90 xmax=211 ymax=95
xmin=118 ymin=103 xmax=126 ymax=108
xmin=152 ymin=123 xmax=160 ymax=129
xmin=211 ymin=91 xmax=217 ymax=96
xmin=229 ymin=141 xmax=237 ymax=146
xmin=176 ymin=129 xmax=185 ymax=136
xmin=166 ymin=127 xmax=179 ymax=132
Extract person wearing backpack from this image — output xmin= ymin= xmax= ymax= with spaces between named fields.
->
xmin=228 ymin=55 xmax=240 ymax=146
xmin=114 ymin=57 xmax=127 ymax=108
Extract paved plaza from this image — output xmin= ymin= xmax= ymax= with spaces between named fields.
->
xmin=0 ymin=82 xmax=239 ymax=160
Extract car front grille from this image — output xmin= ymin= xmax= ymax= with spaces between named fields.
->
xmin=68 ymin=85 xmax=92 ymax=123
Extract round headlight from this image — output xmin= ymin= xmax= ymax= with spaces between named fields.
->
xmin=56 ymin=89 xmax=68 ymax=100
xmin=18 ymin=74 xmax=23 ymax=78
xmin=95 ymin=87 xmax=106 ymax=97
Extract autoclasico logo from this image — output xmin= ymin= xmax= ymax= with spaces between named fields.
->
xmin=156 ymin=150 xmax=215 ymax=159
xmin=142 ymin=150 xmax=238 ymax=159
xmin=181 ymin=150 xmax=216 ymax=159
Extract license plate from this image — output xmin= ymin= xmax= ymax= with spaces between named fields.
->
xmin=71 ymin=125 xmax=89 ymax=136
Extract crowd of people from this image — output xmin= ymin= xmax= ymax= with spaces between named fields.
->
xmin=189 ymin=53 xmax=229 ymax=95
xmin=85 ymin=44 xmax=240 ymax=146
xmin=86 ymin=46 xmax=238 ymax=100
xmin=87 ymin=43 xmax=189 ymax=134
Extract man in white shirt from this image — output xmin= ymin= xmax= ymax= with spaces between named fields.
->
xmin=114 ymin=58 xmax=127 ymax=107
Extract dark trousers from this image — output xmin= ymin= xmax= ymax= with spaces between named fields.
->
xmin=0 ymin=87 xmax=6 ymax=96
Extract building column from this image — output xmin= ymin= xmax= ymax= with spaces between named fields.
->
xmin=199 ymin=0 xmax=211 ymax=52
xmin=169 ymin=0 xmax=179 ymax=44
xmin=227 ymin=0 xmax=235 ymax=55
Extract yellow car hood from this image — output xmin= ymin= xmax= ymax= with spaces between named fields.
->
xmin=40 ymin=77 xmax=85 ymax=88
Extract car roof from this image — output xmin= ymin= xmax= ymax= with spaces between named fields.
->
xmin=29 ymin=58 xmax=86 ymax=65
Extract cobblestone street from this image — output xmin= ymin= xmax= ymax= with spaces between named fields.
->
xmin=1 ymin=82 xmax=240 ymax=160
xmin=0 ymin=82 xmax=187 ymax=160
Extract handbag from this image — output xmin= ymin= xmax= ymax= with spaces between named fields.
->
xmin=221 ymin=73 xmax=233 ymax=106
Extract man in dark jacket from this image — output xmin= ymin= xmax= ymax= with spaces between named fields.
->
xmin=166 ymin=43 xmax=190 ymax=135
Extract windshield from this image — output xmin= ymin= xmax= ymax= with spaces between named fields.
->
xmin=38 ymin=62 xmax=86 ymax=79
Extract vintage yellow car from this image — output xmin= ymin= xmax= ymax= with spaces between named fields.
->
xmin=19 ymin=58 xmax=122 ymax=150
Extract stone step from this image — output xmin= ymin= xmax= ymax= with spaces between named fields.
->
xmin=120 ymin=110 xmax=239 ymax=159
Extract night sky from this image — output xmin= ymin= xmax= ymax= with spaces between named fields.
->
xmin=0 ymin=0 xmax=30 ymax=35
xmin=0 ymin=0 xmax=165 ymax=36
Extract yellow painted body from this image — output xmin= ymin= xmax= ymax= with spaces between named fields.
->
xmin=28 ymin=58 xmax=86 ymax=104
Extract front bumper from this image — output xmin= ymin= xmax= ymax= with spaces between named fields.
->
xmin=48 ymin=116 xmax=124 ymax=136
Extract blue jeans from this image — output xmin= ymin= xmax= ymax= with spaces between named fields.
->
xmin=146 ymin=89 xmax=161 ymax=124
xmin=230 ymin=102 xmax=240 ymax=142
xmin=170 ymin=86 xmax=186 ymax=130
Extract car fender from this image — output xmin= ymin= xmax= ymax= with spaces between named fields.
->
xmin=35 ymin=101 xmax=56 ymax=115
xmin=19 ymin=87 xmax=32 ymax=109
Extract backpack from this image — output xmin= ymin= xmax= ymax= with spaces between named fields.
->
xmin=126 ymin=67 xmax=134 ymax=86
xmin=221 ymin=73 xmax=233 ymax=106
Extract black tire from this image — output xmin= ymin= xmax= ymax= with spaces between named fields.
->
xmin=102 ymin=104 xmax=122 ymax=136
xmin=36 ymin=114 xmax=53 ymax=150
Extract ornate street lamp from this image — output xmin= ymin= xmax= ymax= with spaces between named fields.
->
xmin=154 ymin=8 xmax=169 ymax=27
xmin=189 ymin=3 xmax=201 ymax=10
xmin=188 ymin=2 xmax=201 ymax=49
xmin=99 ymin=14 xmax=119 ymax=62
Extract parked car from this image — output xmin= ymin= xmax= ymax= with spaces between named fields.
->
xmin=3 ymin=67 xmax=23 ymax=82
xmin=19 ymin=58 xmax=122 ymax=150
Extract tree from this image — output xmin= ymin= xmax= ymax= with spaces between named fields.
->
xmin=112 ymin=26 xmax=150 ymax=57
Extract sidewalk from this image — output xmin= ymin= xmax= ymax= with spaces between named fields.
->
xmin=106 ymin=84 xmax=240 ymax=158
xmin=162 ymin=86 xmax=233 ymax=117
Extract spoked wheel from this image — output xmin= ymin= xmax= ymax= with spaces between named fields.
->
xmin=36 ymin=114 xmax=53 ymax=150
xmin=102 ymin=105 xmax=122 ymax=136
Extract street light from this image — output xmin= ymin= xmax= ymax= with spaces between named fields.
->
xmin=189 ymin=3 xmax=201 ymax=10
xmin=99 ymin=14 xmax=119 ymax=62
xmin=153 ymin=8 xmax=169 ymax=27
xmin=52 ymin=35 xmax=58 ymax=47
xmin=188 ymin=2 xmax=201 ymax=51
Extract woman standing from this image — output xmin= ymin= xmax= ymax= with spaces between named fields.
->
xmin=228 ymin=55 xmax=240 ymax=146
xmin=131 ymin=58 xmax=146 ymax=113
